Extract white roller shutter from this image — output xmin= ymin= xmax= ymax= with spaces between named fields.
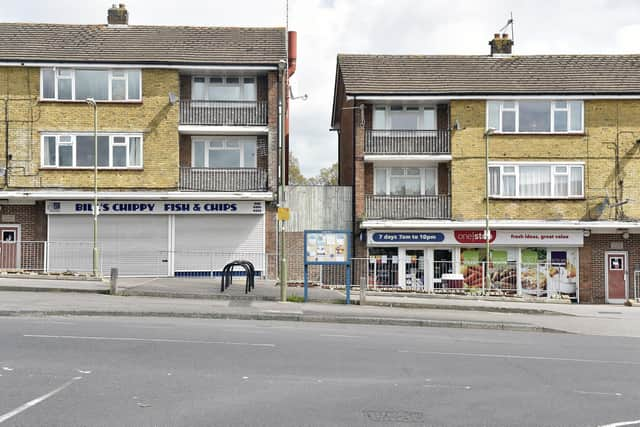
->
xmin=48 ymin=215 xmax=169 ymax=276
xmin=174 ymin=214 xmax=265 ymax=274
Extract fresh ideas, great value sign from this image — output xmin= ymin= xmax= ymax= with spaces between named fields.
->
xmin=46 ymin=200 xmax=264 ymax=215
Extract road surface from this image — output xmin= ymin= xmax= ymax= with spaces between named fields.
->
xmin=0 ymin=316 xmax=639 ymax=426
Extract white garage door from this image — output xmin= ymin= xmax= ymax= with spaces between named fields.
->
xmin=48 ymin=215 xmax=169 ymax=276
xmin=174 ymin=215 xmax=264 ymax=274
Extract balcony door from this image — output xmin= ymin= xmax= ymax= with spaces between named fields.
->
xmin=191 ymin=137 xmax=257 ymax=169
xmin=373 ymin=105 xmax=436 ymax=130
xmin=374 ymin=167 xmax=437 ymax=196
xmin=191 ymin=76 xmax=256 ymax=101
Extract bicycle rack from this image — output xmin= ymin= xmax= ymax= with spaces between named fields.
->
xmin=221 ymin=260 xmax=255 ymax=294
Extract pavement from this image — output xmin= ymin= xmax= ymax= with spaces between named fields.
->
xmin=1 ymin=316 xmax=639 ymax=426
xmin=0 ymin=275 xmax=639 ymax=337
xmin=0 ymin=290 xmax=639 ymax=337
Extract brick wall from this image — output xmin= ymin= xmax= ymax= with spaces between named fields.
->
xmin=0 ymin=67 xmax=180 ymax=190
xmin=580 ymin=234 xmax=640 ymax=304
xmin=450 ymin=99 xmax=640 ymax=221
xmin=0 ymin=202 xmax=47 ymax=270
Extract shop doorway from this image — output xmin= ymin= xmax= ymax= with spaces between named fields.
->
xmin=0 ymin=226 xmax=19 ymax=269
xmin=404 ymin=249 xmax=424 ymax=290
xmin=605 ymin=252 xmax=627 ymax=303
xmin=433 ymin=249 xmax=453 ymax=289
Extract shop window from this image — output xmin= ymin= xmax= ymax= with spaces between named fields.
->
xmin=368 ymin=248 xmax=398 ymax=288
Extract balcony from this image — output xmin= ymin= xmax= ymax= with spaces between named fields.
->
xmin=180 ymin=100 xmax=268 ymax=126
xmin=179 ymin=167 xmax=268 ymax=192
xmin=365 ymin=194 xmax=451 ymax=219
xmin=365 ymin=129 xmax=451 ymax=155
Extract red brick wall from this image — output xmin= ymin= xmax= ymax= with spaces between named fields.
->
xmin=579 ymin=234 xmax=640 ymax=304
xmin=0 ymin=202 xmax=47 ymax=270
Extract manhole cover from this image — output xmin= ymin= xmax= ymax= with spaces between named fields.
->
xmin=363 ymin=410 xmax=424 ymax=423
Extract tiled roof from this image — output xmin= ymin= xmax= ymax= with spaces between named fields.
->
xmin=338 ymin=54 xmax=640 ymax=95
xmin=0 ymin=23 xmax=286 ymax=65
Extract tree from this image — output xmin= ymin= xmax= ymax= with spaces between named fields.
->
xmin=288 ymin=153 xmax=308 ymax=185
xmin=308 ymin=163 xmax=338 ymax=185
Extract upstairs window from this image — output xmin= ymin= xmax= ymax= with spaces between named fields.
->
xmin=373 ymin=105 xmax=436 ymax=130
xmin=489 ymin=163 xmax=584 ymax=198
xmin=487 ymin=100 xmax=583 ymax=133
xmin=42 ymin=134 xmax=143 ymax=168
xmin=374 ymin=167 xmax=437 ymax=196
xmin=191 ymin=76 xmax=257 ymax=101
xmin=191 ymin=137 xmax=257 ymax=168
xmin=41 ymin=68 xmax=142 ymax=101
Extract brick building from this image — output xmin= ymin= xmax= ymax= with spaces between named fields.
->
xmin=331 ymin=34 xmax=640 ymax=304
xmin=0 ymin=5 xmax=293 ymax=276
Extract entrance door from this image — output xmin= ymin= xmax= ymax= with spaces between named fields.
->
xmin=405 ymin=249 xmax=425 ymax=290
xmin=606 ymin=252 xmax=627 ymax=303
xmin=433 ymin=249 xmax=453 ymax=289
xmin=0 ymin=226 xmax=19 ymax=269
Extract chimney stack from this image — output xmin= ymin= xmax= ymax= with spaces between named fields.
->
xmin=108 ymin=4 xmax=128 ymax=26
xmin=489 ymin=32 xmax=513 ymax=56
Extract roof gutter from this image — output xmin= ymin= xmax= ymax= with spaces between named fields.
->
xmin=0 ymin=61 xmax=279 ymax=71
xmin=349 ymin=94 xmax=640 ymax=101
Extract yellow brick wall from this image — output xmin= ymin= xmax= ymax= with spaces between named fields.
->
xmin=450 ymin=99 xmax=640 ymax=221
xmin=0 ymin=67 xmax=179 ymax=190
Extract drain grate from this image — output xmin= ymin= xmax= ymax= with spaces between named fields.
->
xmin=363 ymin=410 xmax=424 ymax=423
xmin=598 ymin=311 xmax=622 ymax=315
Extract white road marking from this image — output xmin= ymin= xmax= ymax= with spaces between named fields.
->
xmin=24 ymin=334 xmax=275 ymax=348
xmin=398 ymin=350 xmax=640 ymax=366
xmin=599 ymin=419 xmax=640 ymax=427
xmin=574 ymin=390 xmax=622 ymax=397
xmin=76 ymin=369 xmax=91 ymax=374
xmin=2 ymin=367 xmax=13 ymax=371
xmin=0 ymin=376 xmax=82 ymax=424
xmin=319 ymin=334 xmax=361 ymax=339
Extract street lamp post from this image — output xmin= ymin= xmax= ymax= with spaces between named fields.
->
xmin=85 ymin=98 xmax=99 ymax=277
xmin=484 ymin=128 xmax=496 ymax=293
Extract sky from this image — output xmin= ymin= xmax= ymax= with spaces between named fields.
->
xmin=3 ymin=0 xmax=640 ymax=177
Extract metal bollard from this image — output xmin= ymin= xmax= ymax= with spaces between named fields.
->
xmin=110 ymin=268 xmax=118 ymax=295
xmin=359 ymin=277 xmax=367 ymax=305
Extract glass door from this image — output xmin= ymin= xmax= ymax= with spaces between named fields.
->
xmin=433 ymin=249 xmax=453 ymax=289
xmin=405 ymin=249 xmax=425 ymax=290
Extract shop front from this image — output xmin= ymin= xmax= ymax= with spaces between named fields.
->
xmin=367 ymin=229 xmax=583 ymax=299
xmin=46 ymin=199 xmax=266 ymax=276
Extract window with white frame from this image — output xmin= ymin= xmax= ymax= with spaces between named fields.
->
xmin=489 ymin=163 xmax=584 ymax=198
xmin=373 ymin=105 xmax=437 ymax=130
xmin=487 ymin=100 xmax=583 ymax=133
xmin=374 ymin=167 xmax=437 ymax=196
xmin=42 ymin=134 xmax=142 ymax=168
xmin=191 ymin=76 xmax=257 ymax=101
xmin=191 ymin=137 xmax=257 ymax=168
xmin=41 ymin=68 xmax=141 ymax=101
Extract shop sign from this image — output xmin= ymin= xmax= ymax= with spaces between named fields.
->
xmin=454 ymin=230 xmax=496 ymax=244
xmin=371 ymin=232 xmax=445 ymax=243
xmin=46 ymin=200 xmax=265 ymax=215
xmin=369 ymin=229 xmax=583 ymax=246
